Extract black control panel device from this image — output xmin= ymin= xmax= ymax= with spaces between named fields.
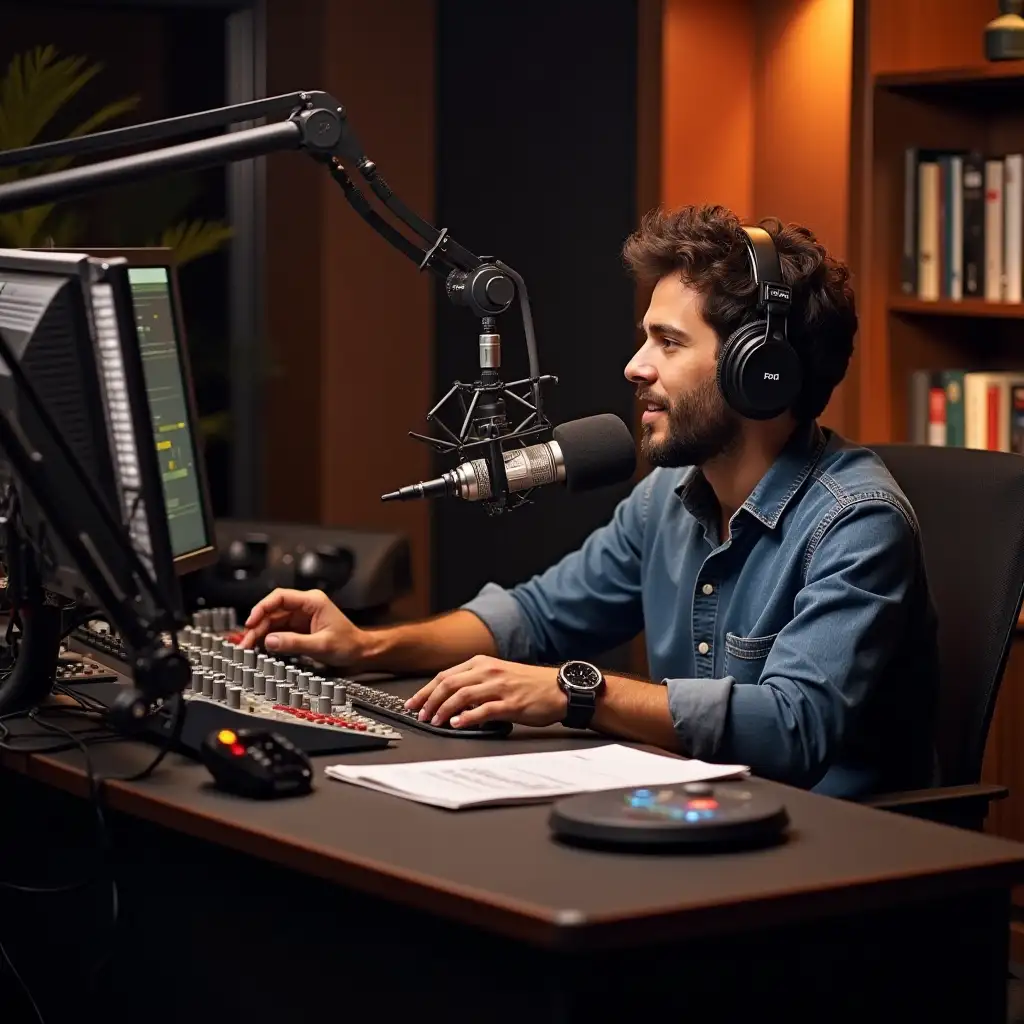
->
xmin=200 ymin=727 xmax=313 ymax=799
xmin=549 ymin=781 xmax=789 ymax=851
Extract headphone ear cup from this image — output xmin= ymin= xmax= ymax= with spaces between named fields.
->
xmin=716 ymin=320 xmax=802 ymax=420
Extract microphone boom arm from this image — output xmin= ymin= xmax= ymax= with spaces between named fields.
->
xmin=0 ymin=89 xmax=555 ymax=509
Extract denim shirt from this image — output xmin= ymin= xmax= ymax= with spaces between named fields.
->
xmin=462 ymin=422 xmax=939 ymax=797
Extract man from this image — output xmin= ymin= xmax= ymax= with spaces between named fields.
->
xmin=242 ymin=204 xmax=939 ymax=798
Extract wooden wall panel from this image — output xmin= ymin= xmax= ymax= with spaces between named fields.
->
xmin=752 ymin=0 xmax=854 ymax=433
xmin=658 ymin=0 xmax=855 ymax=435
xmin=264 ymin=0 xmax=434 ymax=618
xmin=318 ymin=0 xmax=434 ymax=620
xmin=869 ymin=0 xmax=996 ymax=76
xmin=264 ymin=0 xmax=326 ymax=524
xmin=661 ymin=0 xmax=755 ymax=217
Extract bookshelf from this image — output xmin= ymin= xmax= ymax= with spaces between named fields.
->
xmin=855 ymin=59 xmax=1024 ymax=444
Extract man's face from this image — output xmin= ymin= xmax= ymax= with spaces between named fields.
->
xmin=624 ymin=275 xmax=741 ymax=467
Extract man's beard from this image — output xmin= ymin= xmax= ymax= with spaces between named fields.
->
xmin=640 ymin=377 xmax=742 ymax=468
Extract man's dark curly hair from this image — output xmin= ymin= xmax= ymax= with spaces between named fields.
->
xmin=622 ymin=204 xmax=857 ymax=422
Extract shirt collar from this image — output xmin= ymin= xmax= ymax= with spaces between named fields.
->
xmin=675 ymin=420 xmax=828 ymax=531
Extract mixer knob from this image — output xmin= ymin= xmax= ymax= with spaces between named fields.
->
xmin=220 ymin=639 xmax=233 ymax=659
xmin=212 ymin=608 xmax=226 ymax=632
xmin=227 ymin=686 xmax=242 ymax=710
xmin=289 ymin=689 xmax=303 ymax=709
xmin=190 ymin=612 xmax=202 ymax=628
xmin=256 ymin=653 xmax=268 ymax=674
xmin=200 ymin=651 xmax=212 ymax=670
xmin=202 ymin=674 xmax=214 ymax=698
xmin=213 ymin=678 xmax=227 ymax=702
xmin=276 ymin=682 xmax=292 ymax=704
xmin=285 ymin=666 xmax=297 ymax=686
xmin=190 ymin=668 xmax=202 ymax=693
xmin=226 ymin=607 xmax=238 ymax=630
xmin=296 ymin=671 xmax=310 ymax=691
xmin=332 ymin=683 xmax=347 ymax=705
xmin=242 ymin=667 xmax=255 ymax=691
xmin=308 ymin=676 xmax=321 ymax=697
xmin=209 ymin=654 xmax=220 ymax=675
xmin=243 ymin=648 xmax=256 ymax=670
xmin=253 ymin=672 xmax=266 ymax=696
xmin=274 ymin=662 xmax=287 ymax=681
xmin=315 ymin=695 xmax=332 ymax=715
xmin=199 ymin=632 xmax=211 ymax=651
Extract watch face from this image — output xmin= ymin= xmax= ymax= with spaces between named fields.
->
xmin=562 ymin=661 xmax=602 ymax=691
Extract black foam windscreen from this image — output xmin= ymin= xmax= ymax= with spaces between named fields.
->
xmin=552 ymin=413 xmax=636 ymax=492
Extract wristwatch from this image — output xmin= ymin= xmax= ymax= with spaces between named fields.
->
xmin=557 ymin=660 xmax=605 ymax=730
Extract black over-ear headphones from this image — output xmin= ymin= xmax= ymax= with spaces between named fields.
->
xmin=715 ymin=225 xmax=803 ymax=420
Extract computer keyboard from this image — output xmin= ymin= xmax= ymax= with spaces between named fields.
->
xmin=344 ymin=681 xmax=513 ymax=739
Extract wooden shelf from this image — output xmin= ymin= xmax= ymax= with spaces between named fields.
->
xmin=889 ymin=297 xmax=1024 ymax=319
xmin=876 ymin=62 xmax=1024 ymax=99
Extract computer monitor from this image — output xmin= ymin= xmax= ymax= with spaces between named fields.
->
xmin=0 ymin=248 xmax=182 ymax=617
xmin=51 ymin=247 xmax=217 ymax=576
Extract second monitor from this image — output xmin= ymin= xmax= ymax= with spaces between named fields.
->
xmin=79 ymin=248 xmax=216 ymax=577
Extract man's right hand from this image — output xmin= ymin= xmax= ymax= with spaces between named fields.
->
xmin=240 ymin=588 xmax=365 ymax=666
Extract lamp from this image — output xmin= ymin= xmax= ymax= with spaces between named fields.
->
xmin=985 ymin=0 xmax=1024 ymax=61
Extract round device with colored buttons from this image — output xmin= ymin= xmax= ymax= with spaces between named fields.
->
xmin=548 ymin=781 xmax=789 ymax=850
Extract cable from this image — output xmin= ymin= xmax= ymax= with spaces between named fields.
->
xmin=19 ymin=711 xmax=120 ymax=993
xmin=0 ymin=935 xmax=45 ymax=1024
xmin=109 ymin=692 xmax=184 ymax=783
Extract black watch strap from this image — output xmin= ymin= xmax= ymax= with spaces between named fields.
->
xmin=562 ymin=687 xmax=597 ymax=730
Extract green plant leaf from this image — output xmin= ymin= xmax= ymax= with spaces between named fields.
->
xmin=156 ymin=219 xmax=235 ymax=266
xmin=0 ymin=46 xmax=140 ymax=247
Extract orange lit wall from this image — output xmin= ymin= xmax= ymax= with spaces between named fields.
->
xmin=658 ymin=0 xmax=855 ymax=431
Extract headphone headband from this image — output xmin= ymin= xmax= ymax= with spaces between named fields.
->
xmin=740 ymin=225 xmax=792 ymax=317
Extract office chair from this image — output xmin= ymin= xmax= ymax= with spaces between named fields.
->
xmin=859 ymin=444 xmax=1024 ymax=831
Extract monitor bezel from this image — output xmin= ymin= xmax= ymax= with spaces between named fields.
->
xmin=68 ymin=247 xmax=218 ymax=577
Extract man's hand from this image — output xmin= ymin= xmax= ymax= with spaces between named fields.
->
xmin=405 ymin=655 xmax=568 ymax=730
xmin=239 ymin=588 xmax=366 ymax=666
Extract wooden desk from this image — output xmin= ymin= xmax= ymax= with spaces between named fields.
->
xmin=3 ymin=677 xmax=1024 ymax=1023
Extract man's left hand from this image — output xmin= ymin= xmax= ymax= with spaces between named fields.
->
xmin=405 ymin=655 xmax=568 ymax=730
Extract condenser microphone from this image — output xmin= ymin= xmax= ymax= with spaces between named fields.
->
xmin=381 ymin=413 xmax=636 ymax=503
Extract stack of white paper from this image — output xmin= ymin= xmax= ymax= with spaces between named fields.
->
xmin=324 ymin=743 xmax=749 ymax=810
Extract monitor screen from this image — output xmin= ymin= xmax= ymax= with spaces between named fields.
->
xmin=126 ymin=266 xmax=209 ymax=563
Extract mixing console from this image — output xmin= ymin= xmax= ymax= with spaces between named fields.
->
xmin=68 ymin=607 xmax=402 ymax=755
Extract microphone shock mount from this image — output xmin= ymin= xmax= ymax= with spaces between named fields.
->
xmin=409 ymin=308 xmax=558 ymax=514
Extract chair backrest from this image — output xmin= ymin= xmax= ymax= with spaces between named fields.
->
xmin=869 ymin=444 xmax=1024 ymax=786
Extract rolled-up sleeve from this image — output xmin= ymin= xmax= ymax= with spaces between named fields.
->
xmin=461 ymin=475 xmax=652 ymax=664
xmin=667 ymin=498 xmax=920 ymax=786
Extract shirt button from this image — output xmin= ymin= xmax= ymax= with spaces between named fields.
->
xmin=701 ymin=583 xmax=714 ymax=596
xmin=697 ymin=641 xmax=710 ymax=655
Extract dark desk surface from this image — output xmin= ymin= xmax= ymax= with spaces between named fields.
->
xmin=5 ymin=676 xmax=1024 ymax=951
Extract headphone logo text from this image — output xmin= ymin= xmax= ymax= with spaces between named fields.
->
xmin=764 ymin=372 xmax=780 ymax=380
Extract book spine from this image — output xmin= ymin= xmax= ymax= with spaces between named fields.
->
xmin=1006 ymin=154 xmax=1023 ymax=303
xmin=985 ymin=158 xmax=1004 ymax=301
xmin=908 ymin=369 xmax=930 ymax=444
xmin=942 ymin=370 xmax=965 ymax=446
xmin=949 ymin=155 xmax=964 ymax=300
xmin=962 ymin=152 xmax=986 ymax=297
xmin=1011 ymin=386 xmax=1024 ymax=455
xmin=901 ymin=147 xmax=919 ymax=295
xmin=928 ymin=373 xmax=947 ymax=445
xmin=918 ymin=160 xmax=940 ymax=300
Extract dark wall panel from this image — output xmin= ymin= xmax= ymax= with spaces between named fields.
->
xmin=433 ymin=0 xmax=640 ymax=622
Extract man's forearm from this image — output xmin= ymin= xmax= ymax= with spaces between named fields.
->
xmin=592 ymin=675 xmax=681 ymax=751
xmin=354 ymin=610 xmax=497 ymax=675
